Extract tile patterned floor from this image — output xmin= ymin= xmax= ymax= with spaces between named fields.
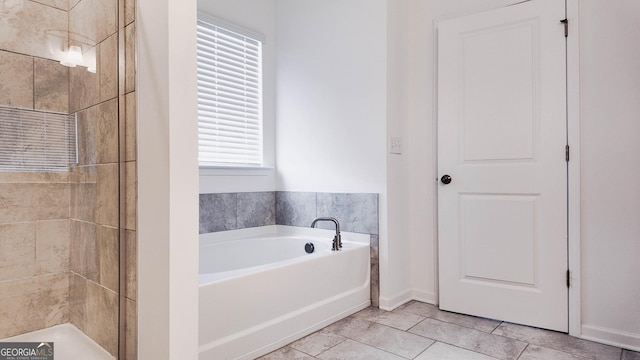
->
xmin=258 ymin=301 xmax=640 ymax=360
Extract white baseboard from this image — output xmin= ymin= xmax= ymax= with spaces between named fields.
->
xmin=581 ymin=324 xmax=640 ymax=352
xmin=378 ymin=288 xmax=413 ymax=311
xmin=412 ymin=289 xmax=436 ymax=305
xmin=378 ymin=288 xmax=437 ymax=311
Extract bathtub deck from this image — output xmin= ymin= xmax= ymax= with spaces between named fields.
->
xmin=1 ymin=323 xmax=114 ymax=360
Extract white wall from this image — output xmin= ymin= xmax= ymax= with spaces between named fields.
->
xmin=579 ymin=0 xmax=640 ymax=350
xmin=137 ymin=0 xmax=199 ymax=358
xmin=384 ymin=0 xmax=415 ymax=307
xmin=197 ymin=0 xmax=277 ymax=194
xmin=274 ymin=0 xmax=400 ymax=307
xmin=275 ymin=0 xmax=387 ymax=194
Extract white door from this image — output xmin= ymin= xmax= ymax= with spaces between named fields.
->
xmin=437 ymin=0 xmax=568 ymax=332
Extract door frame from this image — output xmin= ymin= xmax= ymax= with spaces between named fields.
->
xmin=432 ymin=0 xmax=582 ymax=337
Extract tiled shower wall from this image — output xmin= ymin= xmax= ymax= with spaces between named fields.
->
xmin=67 ymin=0 xmax=121 ymax=356
xmin=0 ymin=0 xmax=137 ymax=358
xmin=122 ymin=0 xmax=138 ymax=358
xmin=69 ymin=0 xmax=138 ymax=357
xmin=0 ymin=172 xmax=70 ymax=338
xmin=199 ymin=191 xmax=380 ymax=306
xmin=0 ymin=0 xmax=70 ymax=340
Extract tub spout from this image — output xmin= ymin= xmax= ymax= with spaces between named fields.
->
xmin=310 ymin=217 xmax=342 ymax=251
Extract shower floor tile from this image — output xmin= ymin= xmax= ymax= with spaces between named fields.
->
xmin=258 ymin=301 xmax=640 ymax=360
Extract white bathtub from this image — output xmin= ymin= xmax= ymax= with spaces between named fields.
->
xmin=198 ymin=225 xmax=371 ymax=360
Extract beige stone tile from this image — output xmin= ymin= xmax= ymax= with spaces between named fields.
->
xmin=96 ymin=99 xmax=119 ymax=164
xmin=317 ymin=339 xmax=406 ymax=360
xmin=70 ymin=220 xmax=98 ymax=281
xmin=125 ymin=91 xmax=137 ymax=161
xmin=0 ymin=171 xmax=69 ymax=184
xmin=125 ymin=0 xmax=135 ymax=25
xmin=126 ymin=298 xmax=137 ymax=360
xmin=290 ymin=329 xmax=346 ymax=356
xmin=35 ymin=220 xmax=70 ymax=275
xmin=415 ymin=342 xmax=498 ymax=360
xmin=96 ymin=163 xmax=119 ymax=227
xmin=69 ymin=59 xmax=100 ymax=113
xmin=99 ymin=33 xmax=118 ymax=102
xmin=69 ymin=0 xmax=117 ymax=46
xmin=408 ymin=318 xmax=527 ymax=360
xmin=325 ymin=317 xmax=434 ymax=359
xmin=0 ymin=2 xmax=67 ymax=60
xmin=0 ymin=183 xmax=69 ymax=223
xmin=493 ymin=322 xmax=622 ymax=360
xmin=259 ymin=347 xmax=316 ymax=360
xmin=76 ymin=99 xmax=118 ymax=165
xmin=69 ymin=271 xmax=87 ymax=331
xmin=69 ymin=0 xmax=82 ymax=10
xmin=125 ymin=230 xmax=137 ymax=300
xmin=398 ymin=301 xmax=501 ymax=333
xmin=70 ymin=165 xmax=97 ymax=223
xmin=623 ymin=350 xmax=640 ymax=360
xmin=0 ymin=50 xmax=34 ymax=109
xmin=353 ymin=306 xmax=425 ymax=331
xmin=518 ymin=345 xmax=590 ymax=360
xmin=0 ymin=223 xmax=35 ymax=281
xmin=125 ymin=22 xmax=136 ymax=93
xmin=30 ymin=0 xmax=68 ymax=11
xmin=34 ymin=57 xmax=69 ymax=113
xmin=85 ymin=281 xmax=118 ymax=356
xmin=125 ymin=161 xmax=136 ymax=230
xmin=75 ymin=108 xmax=95 ymax=165
xmin=0 ymin=273 xmax=69 ymax=338
xmin=97 ymin=225 xmax=118 ymax=292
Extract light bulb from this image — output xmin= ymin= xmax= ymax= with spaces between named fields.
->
xmin=59 ymin=45 xmax=84 ymax=67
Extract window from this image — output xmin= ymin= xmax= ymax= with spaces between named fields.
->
xmin=197 ymin=15 xmax=264 ymax=167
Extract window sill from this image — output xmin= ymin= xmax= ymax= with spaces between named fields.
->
xmin=199 ymin=166 xmax=274 ymax=177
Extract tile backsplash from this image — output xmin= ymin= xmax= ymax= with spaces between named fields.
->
xmin=200 ymin=191 xmax=378 ymax=235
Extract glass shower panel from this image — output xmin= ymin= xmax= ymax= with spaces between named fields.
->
xmin=0 ymin=0 xmax=122 ymax=358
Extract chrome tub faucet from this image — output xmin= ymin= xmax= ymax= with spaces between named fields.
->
xmin=310 ymin=217 xmax=342 ymax=251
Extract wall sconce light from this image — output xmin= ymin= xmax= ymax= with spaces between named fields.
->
xmin=60 ymin=45 xmax=84 ymax=67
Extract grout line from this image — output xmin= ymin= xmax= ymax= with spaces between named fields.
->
xmin=515 ymin=343 xmax=529 ymax=360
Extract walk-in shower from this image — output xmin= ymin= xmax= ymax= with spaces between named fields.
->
xmin=0 ymin=0 xmax=137 ymax=358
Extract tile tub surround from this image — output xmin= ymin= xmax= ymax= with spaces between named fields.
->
xmin=259 ymin=301 xmax=639 ymax=360
xmin=199 ymin=191 xmax=379 ymax=235
xmin=199 ymin=191 xmax=380 ymax=306
xmin=199 ymin=192 xmax=275 ymax=233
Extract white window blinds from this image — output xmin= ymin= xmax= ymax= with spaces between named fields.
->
xmin=197 ymin=17 xmax=263 ymax=167
xmin=0 ymin=106 xmax=77 ymax=172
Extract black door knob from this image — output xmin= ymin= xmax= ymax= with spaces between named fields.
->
xmin=441 ymin=175 xmax=452 ymax=184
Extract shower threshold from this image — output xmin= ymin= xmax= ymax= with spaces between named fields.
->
xmin=1 ymin=323 xmax=114 ymax=360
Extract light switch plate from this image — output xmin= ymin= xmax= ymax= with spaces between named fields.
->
xmin=390 ymin=137 xmax=402 ymax=154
